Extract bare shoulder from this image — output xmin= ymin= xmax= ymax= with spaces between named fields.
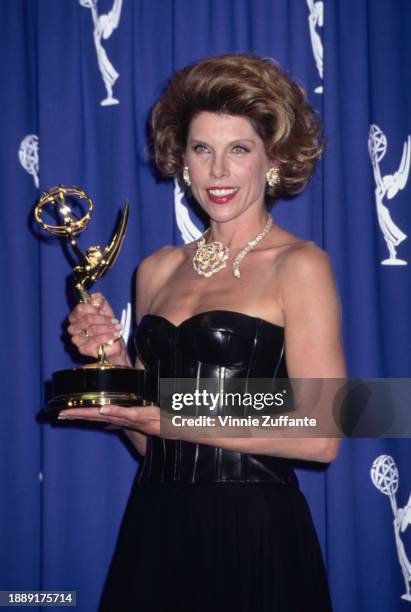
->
xmin=277 ymin=240 xmax=335 ymax=290
xmin=277 ymin=239 xmax=346 ymax=380
xmin=138 ymin=244 xmax=184 ymax=279
xmin=135 ymin=244 xmax=185 ymax=315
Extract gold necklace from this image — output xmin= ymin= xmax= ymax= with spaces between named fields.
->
xmin=192 ymin=215 xmax=273 ymax=278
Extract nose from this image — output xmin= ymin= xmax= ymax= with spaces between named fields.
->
xmin=210 ymin=152 xmax=229 ymax=179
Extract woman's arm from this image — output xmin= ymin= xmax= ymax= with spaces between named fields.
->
xmin=121 ymin=246 xmax=177 ymax=456
xmin=187 ymin=245 xmax=346 ymax=462
xmin=61 ymin=244 xmax=346 ymax=463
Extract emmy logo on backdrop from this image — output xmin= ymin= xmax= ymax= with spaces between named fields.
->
xmin=18 ymin=134 xmax=39 ymax=188
xmin=306 ymin=0 xmax=323 ymax=94
xmin=173 ymin=178 xmax=201 ymax=244
xmin=80 ymin=0 xmax=123 ymax=106
xmin=368 ymin=124 xmax=410 ymax=265
xmin=371 ymin=455 xmax=411 ymax=602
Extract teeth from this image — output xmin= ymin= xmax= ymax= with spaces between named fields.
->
xmin=208 ymin=188 xmax=238 ymax=197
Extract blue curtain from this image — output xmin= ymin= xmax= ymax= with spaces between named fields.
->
xmin=1 ymin=1 xmax=410 ymax=610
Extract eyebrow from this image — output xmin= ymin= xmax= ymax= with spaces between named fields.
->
xmin=188 ymin=138 xmax=256 ymax=145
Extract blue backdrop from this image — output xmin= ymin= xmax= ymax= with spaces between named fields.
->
xmin=1 ymin=1 xmax=410 ymax=610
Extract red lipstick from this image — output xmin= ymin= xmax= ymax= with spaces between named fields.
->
xmin=206 ymin=186 xmax=239 ymax=205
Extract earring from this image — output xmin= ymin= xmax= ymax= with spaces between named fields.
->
xmin=266 ymin=167 xmax=280 ymax=187
xmin=183 ymin=166 xmax=191 ymax=186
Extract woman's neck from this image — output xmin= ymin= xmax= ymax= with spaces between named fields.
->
xmin=207 ymin=209 xmax=270 ymax=250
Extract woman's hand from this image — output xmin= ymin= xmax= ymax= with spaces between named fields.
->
xmin=58 ymin=404 xmax=162 ymax=437
xmin=67 ymin=292 xmax=130 ymax=366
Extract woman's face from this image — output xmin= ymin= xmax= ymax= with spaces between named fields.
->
xmin=183 ymin=112 xmax=273 ymax=223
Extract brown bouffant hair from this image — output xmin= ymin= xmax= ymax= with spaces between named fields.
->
xmin=151 ymin=53 xmax=323 ymax=197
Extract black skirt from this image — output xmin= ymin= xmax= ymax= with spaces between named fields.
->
xmin=99 ymin=479 xmax=332 ymax=612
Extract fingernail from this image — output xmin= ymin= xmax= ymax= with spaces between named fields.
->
xmin=91 ymin=300 xmax=101 ymax=306
xmin=111 ymin=318 xmax=119 ymax=324
xmin=110 ymin=330 xmax=123 ymax=341
xmin=58 ymin=414 xmax=68 ymax=420
xmin=99 ymin=407 xmax=110 ymax=414
xmin=114 ymin=323 xmax=123 ymax=331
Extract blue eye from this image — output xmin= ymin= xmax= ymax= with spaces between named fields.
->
xmin=193 ymin=144 xmax=209 ymax=153
xmin=232 ymin=145 xmax=250 ymax=154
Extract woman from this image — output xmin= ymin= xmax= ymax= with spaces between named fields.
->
xmin=61 ymin=53 xmax=346 ymax=611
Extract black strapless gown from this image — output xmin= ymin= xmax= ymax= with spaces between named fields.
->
xmin=99 ymin=311 xmax=332 ymax=612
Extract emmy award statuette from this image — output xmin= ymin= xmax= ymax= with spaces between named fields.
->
xmin=34 ymin=185 xmax=149 ymax=413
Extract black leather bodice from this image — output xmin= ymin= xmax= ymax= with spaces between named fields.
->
xmin=135 ymin=310 xmax=298 ymax=487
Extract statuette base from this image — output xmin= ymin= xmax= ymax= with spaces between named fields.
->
xmin=47 ymin=367 xmax=150 ymax=412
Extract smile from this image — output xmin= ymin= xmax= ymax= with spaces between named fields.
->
xmin=206 ymin=187 xmax=239 ymax=204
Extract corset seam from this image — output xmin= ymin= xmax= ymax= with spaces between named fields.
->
xmin=246 ymin=319 xmax=262 ymax=388
xmin=217 ymin=366 xmax=226 ymax=481
xmin=192 ymin=360 xmax=202 ymax=483
xmin=217 ymin=447 xmax=222 ymax=481
xmin=192 ymin=442 xmax=199 ymax=484
xmin=274 ymin=342 xmax=286 ymax=378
